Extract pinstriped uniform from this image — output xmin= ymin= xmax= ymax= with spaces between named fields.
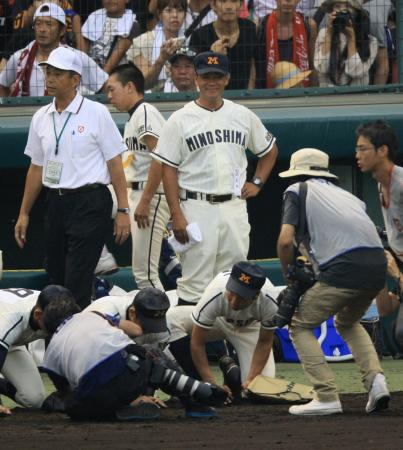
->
xmin=123 ymin=101 xmax=170 ymax=290
xmin=153 ymin=99 xmax=276 ymax=303
xmin=0 ymin=289 xmax=46 ymax=408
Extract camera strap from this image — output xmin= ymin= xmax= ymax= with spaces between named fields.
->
xmin=296 ymin=181 xmax=308 ymax=249
xmin=185 ymin=5 xmax=212 ymax=38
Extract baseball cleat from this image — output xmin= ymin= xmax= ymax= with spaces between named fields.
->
xmin=366 ymin=373 xmax=390 ymax=414
xmin=115 ymin=402 xmax=161 ymax=421
xmin=185 ymin=403 xmax=217 ymax=419
xmin=289 ymin=399 xmax=343 ymax=416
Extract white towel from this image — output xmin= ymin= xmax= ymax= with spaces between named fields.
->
xmin=168 ymin=223 xmax=202 ymax=254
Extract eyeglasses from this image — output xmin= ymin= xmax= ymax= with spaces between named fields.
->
xmin=355 ymin=146 xmax=375 ymax=153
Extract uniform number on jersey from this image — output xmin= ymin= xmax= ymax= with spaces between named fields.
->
xmin=2 ymin=288 xmax=35 ymax=298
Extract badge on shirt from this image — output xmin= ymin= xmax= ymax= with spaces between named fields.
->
xmin=44 ymin=160 xmax=63 ymax=184
xmin=233 ymin=168 xmax=242 ymax=196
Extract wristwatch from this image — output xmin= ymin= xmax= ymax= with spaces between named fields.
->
xmin=251 ymin=177 xmax=263 ymax=188
xmin=117 ymin=207 xmax=130 ymax=214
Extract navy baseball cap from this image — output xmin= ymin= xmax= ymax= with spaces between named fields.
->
xmin=133 ymin=288 xmax=170 ymax=333
xmin=226 ymin=262 xmax=266 ymax=300
xmin=194 ymin=51 xmax=229 ymax=75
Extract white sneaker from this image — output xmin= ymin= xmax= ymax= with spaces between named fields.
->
xmin=289 ymin=399 xmax=343 ymax=416
xmin=366 ymin=373 xmax=390 ymax=414
xmin=94 ymin=250 xmax=118 ymax=275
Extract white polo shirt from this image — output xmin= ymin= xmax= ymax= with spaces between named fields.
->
xmin=0 ymin=41 xmax=108 ymax=96
xmin=152 ymin=99 xmax=276 ymax=194
xmin=191 ymin=272 xmax=278 ymax=330
xmin=25 ymin=93 xmax=127 ymax=189
xmin=0 ymin=288 xmax=45 ymax=352
xmin=123 ymin=101 xmax=165 ymax=183
xmin=43 ymin=312 xmax=133 ymax=389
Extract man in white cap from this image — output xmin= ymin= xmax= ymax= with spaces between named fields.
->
xmin=0 ymin=2 xmax=107 ymax=97
xmin=14 ymin=46 xmax=130 ymax=308
xmin=277 ymin=148 xmax=389 ymax=416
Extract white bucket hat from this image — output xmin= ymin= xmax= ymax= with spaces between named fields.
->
xmin=279 ymin=148 xmax=338 ymax=179
xmin=34 ymin=2 xmax=66 ymax=26
xmin=39 ymin=47 xmax=82 ymax=75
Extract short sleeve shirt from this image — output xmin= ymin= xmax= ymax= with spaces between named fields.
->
xmin=123 ymin=101 xmax=165 ymax=182
xmin=25 ymin=93 xmax=126 ymax=188
xmin=189 ymin=19 xmax=257 ymax=90
xmin=0 ymin=288 xmax=44 ymax=352
xmin=191 ymin=272 xmax=278 ymax=330
xmin=152 ymin=99 xmax=276 ymax=194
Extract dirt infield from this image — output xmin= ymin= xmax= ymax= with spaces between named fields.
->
xmin=2 ymin=392 xmax=403 ymax=450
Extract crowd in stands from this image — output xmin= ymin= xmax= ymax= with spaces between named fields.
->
xmin=0 ymin=0 xmax=397 ymax=95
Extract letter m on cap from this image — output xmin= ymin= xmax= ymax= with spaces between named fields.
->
xmin=239 ymin=274 xmax=251 ymax=284
xmin=207 ymin=56 xmax=219 ymax=65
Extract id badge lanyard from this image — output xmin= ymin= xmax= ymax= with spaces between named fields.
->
xmin=52 ymin=111 xmax=72 ymax=155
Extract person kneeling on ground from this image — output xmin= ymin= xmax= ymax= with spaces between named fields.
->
xmin=41 ymin=297 xmax=228 ymax=421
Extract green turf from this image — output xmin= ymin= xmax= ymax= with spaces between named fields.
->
xmin=2 ymin=358 xmax=402 ymax=409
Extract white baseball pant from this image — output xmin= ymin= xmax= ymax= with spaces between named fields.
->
xmin=1 ymin=346 xmax=45 ymax=408
xmin=128 ymin=189 xmax=171 ymax=290
xmin=178 ymin=198 xmax=250 ymax=303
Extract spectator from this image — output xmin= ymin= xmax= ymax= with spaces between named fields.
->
xmin=271 ymin=61 xmax=312 ymax=88
xmin=0 ymin=0 xmax=14 ymax=71
xmin=190 ymin=0 xmax=257 ymax=89
xmin=126 ymin=0 xmax=186 ymax=92
xmin=313 ymin=0 xmax=378 ymax=86
xmin=256 ymin=0 xmax=317 ymax=88
xmin=81 ymin=0 xmax=140 ymax=74
xmin=14 ymin=0 xmax=85 ymax=51
xmin=164 ymin=46 xmax=197 ymax=92
xmin=0 ymin=3 xmax=108 ymax=96
xmin=184 ymin=0 xmax=216 ymax=32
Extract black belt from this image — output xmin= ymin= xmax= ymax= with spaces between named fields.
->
xmin=129 ymin=181 xmax=146 ymax=190
xmin=48 ymin=183 xmax=105 ymax=196
xmin=183 ymin=190 xmax=235 ymax=204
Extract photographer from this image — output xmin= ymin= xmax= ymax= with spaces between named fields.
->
xmin=277 ymin=148 xmax=388 ymax=416
xmin=314 ymin=0 xmax=378 ymax=86
xmin=355 ymin=120 xmax=403 ymax=351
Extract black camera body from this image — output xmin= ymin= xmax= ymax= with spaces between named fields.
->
xmin=333 ymin=10 xmax=353 ymax=33
xmin=274 ymin=260 xmax=316 ymax=328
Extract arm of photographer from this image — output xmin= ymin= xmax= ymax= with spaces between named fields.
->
xmin=277 ymin=223 xmax=296 ymax=278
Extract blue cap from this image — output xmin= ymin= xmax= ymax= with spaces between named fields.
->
xmin=226 ymin=261 xmax=266 ymax=300
xmin=194 ymin=51 xmax=229 ymax=75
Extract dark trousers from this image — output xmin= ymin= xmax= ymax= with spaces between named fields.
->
xmin=65 ymin=359 xmax=152 ymax=421
xmin=44 ymin=185 xmax=112 ymax=308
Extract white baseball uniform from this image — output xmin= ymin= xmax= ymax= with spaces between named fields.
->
xmin=123 ymin=101 xmax=171 ymax=290
xmin=153 ymin=99 xmax=276 ymax=303
xmin=0 ymin=288 xmax=46 ymax=408
xmin=84 ymin=291 xmax=178 ymax=345
xmin=167 ymin=271 xmax=279 ymax=381
xmin=380 ymin=165 xmax=403 ymax=262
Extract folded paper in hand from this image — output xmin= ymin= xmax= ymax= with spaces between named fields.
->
xmin=168 ymin=223 xmax=202 ymax=254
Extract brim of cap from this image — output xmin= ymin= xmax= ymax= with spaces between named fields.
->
xmin=279 ymin=168 xmax=338 ymax=179
xmin=38 ymin=60 xmax=82 ymax=75
xmin=196 ymin=68 xmax=229 ymax=75
xmin=170 ymin=54 xmax=194 ymax=64
xmin=137 ymin=314 xmax=168 ymax=334
xmin=226 ymin=277 xmax=259 ymax=301
xmin=276 ymin=70 xmax=312 ymax=89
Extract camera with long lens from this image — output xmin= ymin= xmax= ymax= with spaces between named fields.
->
xmin=274 ymin=259 xmax=316 ymax=328
xmin=332 ymin=10 xmax=353 ymax=33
